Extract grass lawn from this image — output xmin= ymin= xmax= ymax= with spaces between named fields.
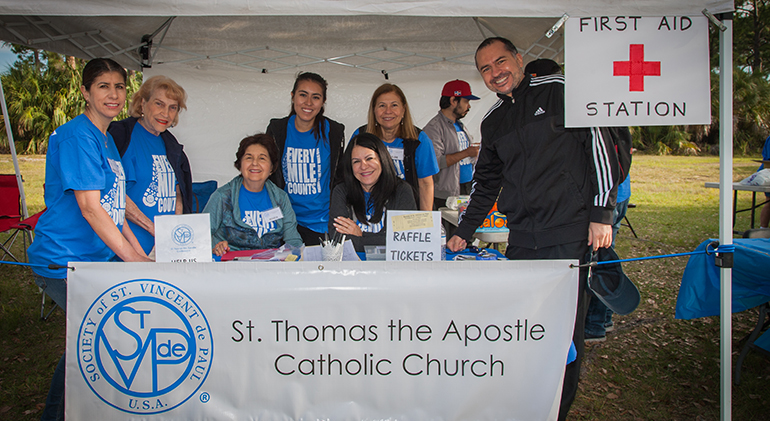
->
xmin=1 ymin=154 xmax=769 ymax=420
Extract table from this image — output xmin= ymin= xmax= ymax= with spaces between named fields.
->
xmin=439 ymin=207 xmax=508 ymax=247
xmin=676 ymin=238 xmax=770 ymax=383
xmin=705 ymin=182 xmax=770 ymax=233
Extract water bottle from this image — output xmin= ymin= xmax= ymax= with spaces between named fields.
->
xmin=441 ymin=224 xmax=447 ymax=261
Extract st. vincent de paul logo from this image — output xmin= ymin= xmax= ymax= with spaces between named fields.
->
xmin=172 ymin=224 xmax=194 ymax=246
xmin=77 ymin=279 xmax=213 ymax=414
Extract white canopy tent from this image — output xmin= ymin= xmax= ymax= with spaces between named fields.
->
xmin=0 ymin=1 xmax=738 ymax=419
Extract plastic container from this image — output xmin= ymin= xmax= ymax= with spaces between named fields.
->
xmin=364 ymin=245 xmax=386 ymax=261
xmin=441 ymin=225 xmax=447 ymax=261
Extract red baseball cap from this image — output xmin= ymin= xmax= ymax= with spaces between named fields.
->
xmin=441 ymin=80 xmax=480 ymax=100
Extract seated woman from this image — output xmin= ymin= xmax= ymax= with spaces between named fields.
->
xmin=329 ymin=133 xmax=416 ymax=253
xmin=203 ymin=134 xmax=303 ymax=256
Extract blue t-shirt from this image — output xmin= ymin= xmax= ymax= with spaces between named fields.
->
xmin=357 ymin=191 xmax=384 ymax=234
xmin=238 ymin=185 xmax=278 ymax=238
xmin=761 ymin=135 xmax=770 ymax=170
xmin=617 ymin=174 xmax=631 ymax=203
xmin=121 ymin=123 xmax=177 ymax=253
xmin=456 ymin=123 xmax=473 ymax=183
xmin=282 ymin=115 xmax=331 ymax=233
xmin=351 ymin=128 xmax=440 ymax=180
xmin=28 ymin=114 xmax=127 ymax=278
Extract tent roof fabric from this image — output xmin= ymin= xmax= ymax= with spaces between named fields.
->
xmin=0 ymin=15 xmax=570 ymax=72
xmin=0 ymin=0 xmax=735 ymax=18
xmin=0 ymin=1 xmax=734 ymax=72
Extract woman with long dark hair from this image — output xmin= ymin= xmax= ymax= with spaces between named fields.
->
xmin=266 ymin=72 xmax=345 ymax=245
xmin=354 ymin=83 xmax=439 ymax=211
xmin=329 ymin=133 xmax=416 ymax=253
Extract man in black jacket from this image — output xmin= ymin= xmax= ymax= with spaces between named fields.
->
xmin=447 ymin=37 xmax=619 ymax=421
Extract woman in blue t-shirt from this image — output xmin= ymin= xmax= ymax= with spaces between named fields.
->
xmin=329 ymin=133 xmax=416 ymax=253
xmin=108 ymin=75 xmax=193 ymax=254
xmin=204 ymin=134 xmax=303 ymax=256
xmin=266 ymin=72 xmax=345 ymax=246
xmin=356 ymin=83 xmax=439 ymax=211
xmin=28 ymin=58 xmax=151 ymax=421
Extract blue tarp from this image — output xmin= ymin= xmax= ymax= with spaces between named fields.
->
xmin=677 ymin=238 xmax=770 ymax=319
xmin=677 ymin=238 xmax=770 ymax=352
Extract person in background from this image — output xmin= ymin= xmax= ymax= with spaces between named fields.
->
xmin=266 ymin=72 xmax=345 ymax=246
xmin=760 ymin=135 xmax=770 ymax=229
xmin=585 ymin=141 xmax=633 ymax=342
xmin=204 ymin=134 xmax=302 ymax=256
xmin=447 ymin=37 xmax=618 ymax=421
xmin=354 ymin=83 xmax=439 ymax=211
xmin=28 ymin=57 xmax=152 ymax=421
xmin=524 ymin=58 xmax=563 ymax=77
xmin=108 ymin=75 xmax=193 ymax=255
xmin=329 ymin=133 xmax=416 ymax=253
xmin=423 ymin=79 xmax=481 ymax=212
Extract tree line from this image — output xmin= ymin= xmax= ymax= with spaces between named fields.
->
xmin=2 ymin=1 xmax=770 ymax=155
xmin=0 ymin=47 xmax=142 ymax=154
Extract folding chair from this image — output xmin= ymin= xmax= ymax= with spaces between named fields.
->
xmin=18 ymin=209 xmax=58 ymax=320
xmin=743 ymin=228 xmax=770 ymax=239
xmin=0 ymin=174 xmax=24 ymax=262
xmin=192 ymin=180 xmax=218 ymax=213
xmin=621 ymin=203 xmax=639 ymax=239
xmin=10 ymin=209 xmax=46 ymax=262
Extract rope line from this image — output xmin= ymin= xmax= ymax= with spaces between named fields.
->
xmin=3 ymin=243 xmax=737 ymax=272
xmin=0 ymin=261 xmax=74 ymax=270
xmin=570 ymin=242 xmax=733 ymax=268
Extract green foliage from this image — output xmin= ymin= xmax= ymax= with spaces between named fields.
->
xmin=734 ymin=0 xmax=770 ymax=76
xmin=0 ymin=44 xmax=142 ymax=154
xmin=0 ymin=51 xmax=83 ymax=153
xmin=707 ymin=66 xmax=770 ymax=155
xmin=630 ymin=126 xmax=698 ymax=156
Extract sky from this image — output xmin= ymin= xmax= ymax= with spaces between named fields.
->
xmin=0 ymin=45 xmax=18 ymax=71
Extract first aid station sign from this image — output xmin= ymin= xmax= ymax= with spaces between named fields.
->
xmin=564 ymin=16 xmax=710 ymax=127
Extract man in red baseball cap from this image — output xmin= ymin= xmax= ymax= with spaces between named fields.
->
xmin=423 ymin=79 xmax=481 ymax=212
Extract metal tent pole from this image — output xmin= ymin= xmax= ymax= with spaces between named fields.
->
xmin=0 ymin=76 xmax=28 ymax=219
xmin=718 ymin=12 xmax=733 ymax=421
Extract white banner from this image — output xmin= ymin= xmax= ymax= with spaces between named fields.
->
xmin=66 ymin=261 xmax=578 ymax=420
xmin=564 ymin=15 xmax=710 ymax=127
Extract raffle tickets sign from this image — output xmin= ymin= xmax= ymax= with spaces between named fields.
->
xmin=386 ymin=211 xmax=442 ymax=261
xmin=564 ymin=16 xmax=710 ymax=127
xmin=65 ymin=260 xmax=578 ymax=420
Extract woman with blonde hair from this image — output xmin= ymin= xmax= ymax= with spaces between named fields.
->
xmin=108 ymin=75 xmax=193 ymax=254
xmin=354 ymin=83 xmax=439 ymax=210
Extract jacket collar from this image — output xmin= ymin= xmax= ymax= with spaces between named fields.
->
xmin=497 ymin=73 xmax=531 ymax=104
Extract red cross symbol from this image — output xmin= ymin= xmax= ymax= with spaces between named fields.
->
xmin=613 ymin=44 xmax=661 ymax=92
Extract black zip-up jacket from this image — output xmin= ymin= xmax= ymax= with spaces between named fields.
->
xmin=266 ymin=116 xmax=345 ymax=193
xmin=108 ymin=117 xmax=194 ymax=214
xmin=455 ymin=74 xmax=619 ymax=249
